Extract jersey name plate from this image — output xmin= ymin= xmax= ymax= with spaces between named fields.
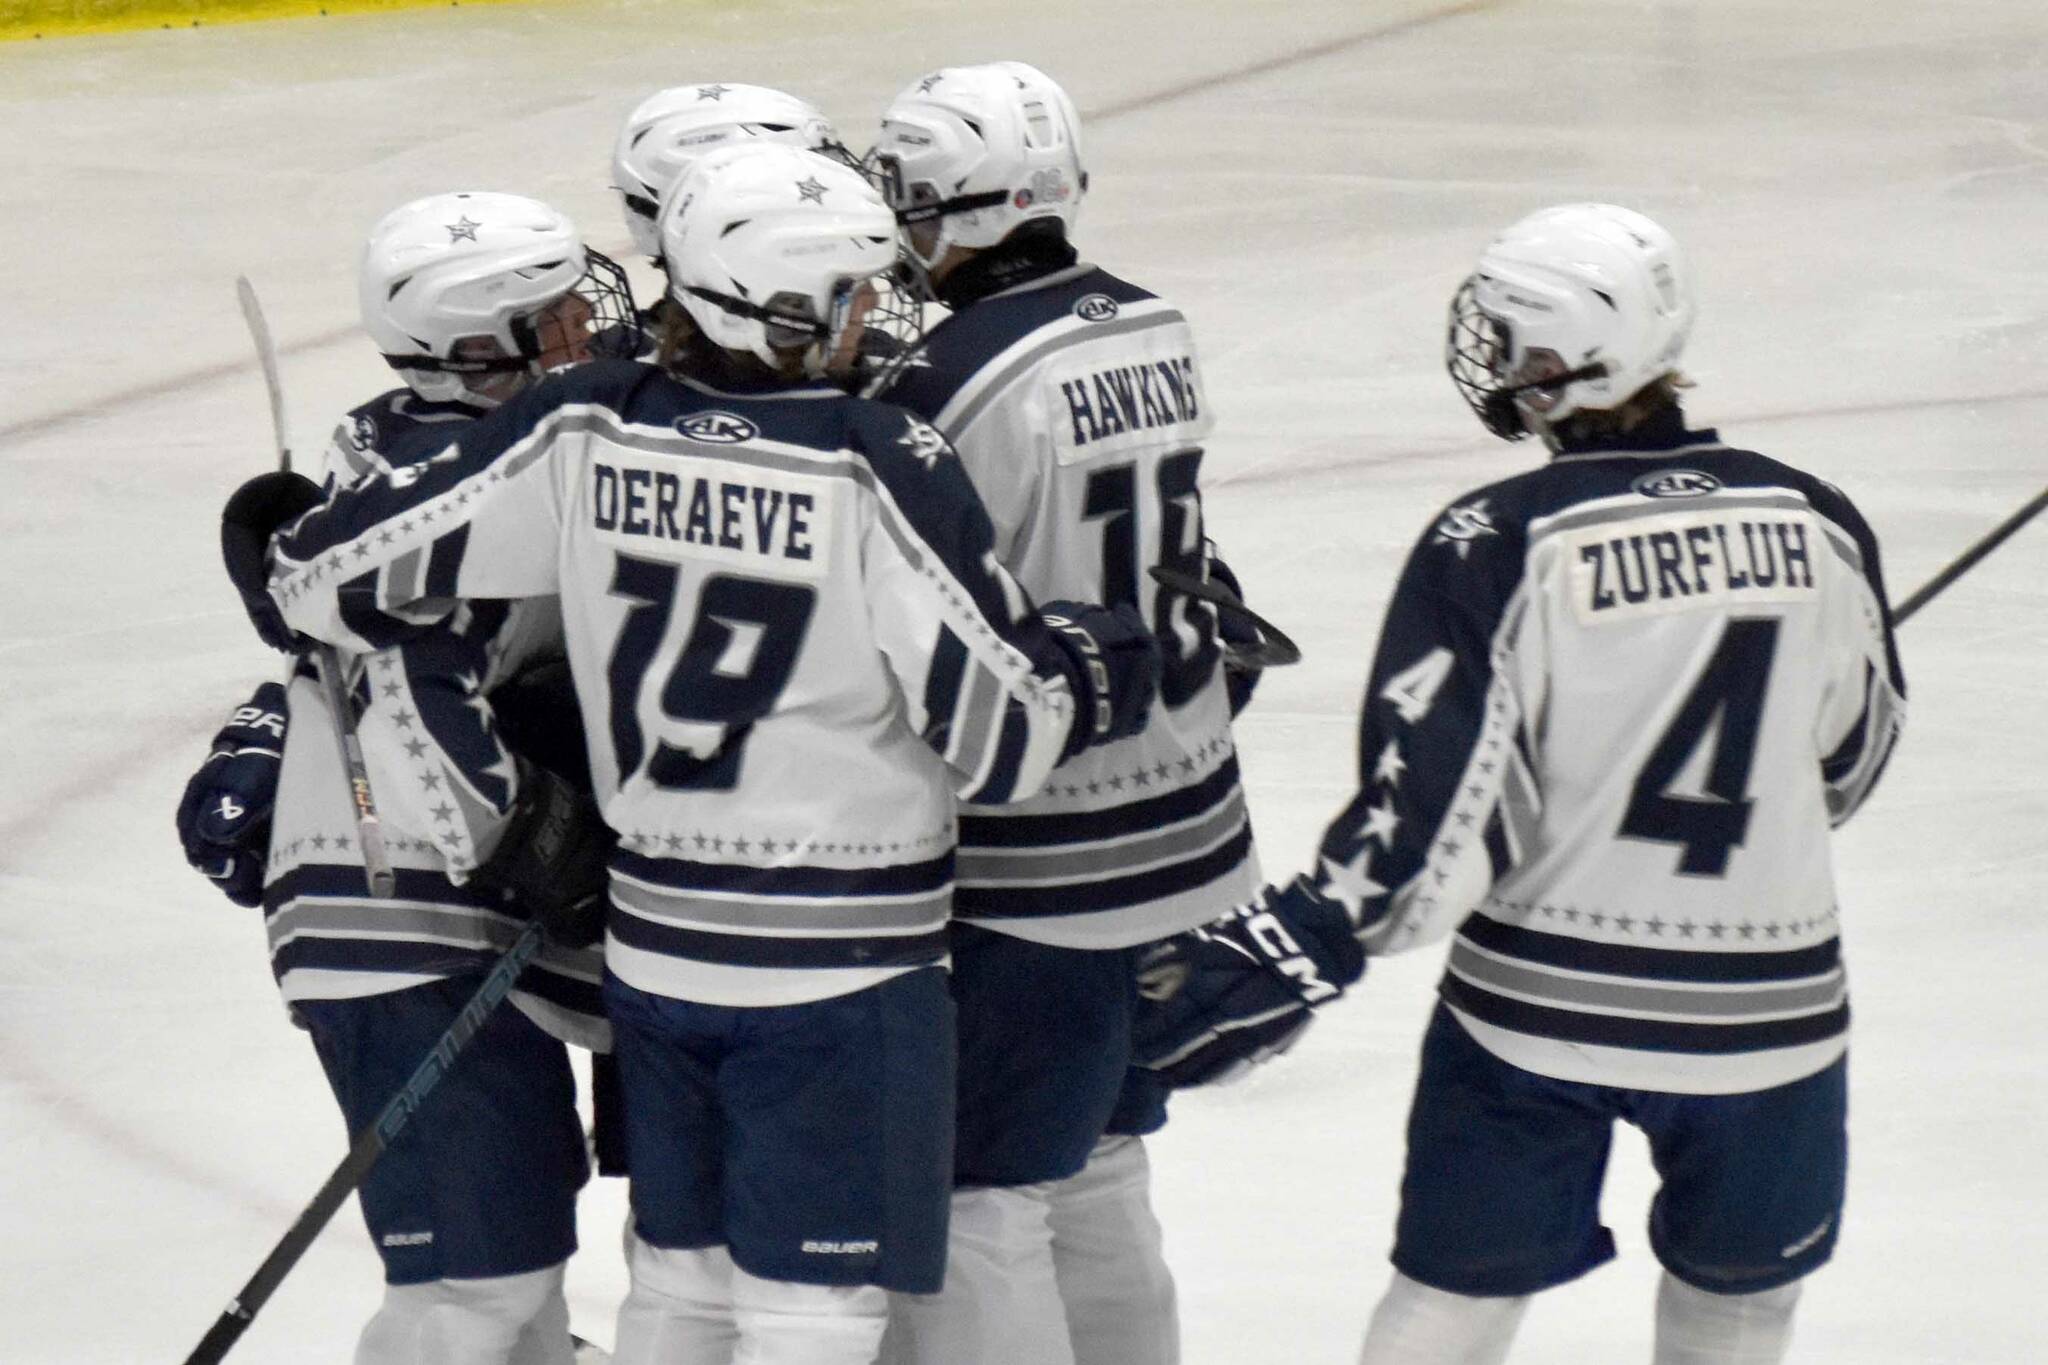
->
xmin=1564 ymin=507 xmax=1819 ymax=624
xmin=587 ymin=454 xmax=833 ymax=579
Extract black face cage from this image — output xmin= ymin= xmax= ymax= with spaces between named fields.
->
xmin=1445 ymin=275 xmax=1529 ymax=441
xmin=536 ymin=247 xmax=642 ymax=364
xmin=849 ymin=255 xmax=931 ymax=394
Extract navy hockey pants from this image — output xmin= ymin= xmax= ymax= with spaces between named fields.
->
xmin=1392 ymin=1003 xmax=1847 ymax=1297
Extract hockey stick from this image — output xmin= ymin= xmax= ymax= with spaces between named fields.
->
xmin=1151 ymin=565 xmax=1304 ymax=669
xmin=181 ymin=920 xmax=545 ymax=1365
xmin=234 ymin=276 xmax=397 ymax=898
xmin=1892 ymin=484 xmax=2048 ymax=626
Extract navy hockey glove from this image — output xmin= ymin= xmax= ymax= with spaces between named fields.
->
xmin=470 ymin=762 xmax=613 ymax=949
xmin=1131 ymin=877 xmax=1366 ymax=1088
xmin=221 ymin=470 xmax=323 ymax=651
xmin=1040 ymin=600 xmax=1161 ymax=759
xmin=174 ymin=682 xmax=289 ymax=908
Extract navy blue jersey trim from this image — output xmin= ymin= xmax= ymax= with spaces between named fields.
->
xmin=608 ymin=911 xmax=948 ymax=971
xmin=1457 ymin=914 xmax=1841 ymax=985
xmin=958 ymin=757 xmax=1242 ymax=848
xmin=611 ymin=848 xmax=954 ymax=898
xmin=1440 ymin=973 xmax=1850 ymax=1055
xmin=955 ymin=822 xmax=1251 ymax=918
xmin=271 ymin=934 xmax=500 ymax=981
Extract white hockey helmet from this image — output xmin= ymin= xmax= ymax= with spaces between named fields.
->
xmin=611 ymin=83 xmax=849 ymax=261
xmin=659 ymin=144 xmax=919 ymax=382
xmin=1447 ymin=203 xmax=1696 ymax=440
xmin=870 ymin=61 xmax=1086 ymax=270
xmin=360 ymin=191 xmax=639 ymax=406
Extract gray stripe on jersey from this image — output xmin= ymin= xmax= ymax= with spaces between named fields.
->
xmin=956 ymin=787 xmax=1248 ymax=885
xmin=1826 ymin=677 xmax=1901 ymax=821
xmin=383 ymin=547 xmax=425 ymax=608
xmin=937 ymin=308 xmax=1189 ymax=441
xmin=952 ymin=660 xmax=1005 ymax=781
xmin=1499 ymin=751 xmax=1541 ymax=861
xmin=265 ymin=898 xmax=526 ymax=951
xmin=610 ymin=878 xmax=950 ymax=933
xmin=1447 ymin=939 xmax=1848 ymax=1019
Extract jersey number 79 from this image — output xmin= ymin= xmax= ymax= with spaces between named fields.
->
xmin=606 ymin=554 xmax=816 ymax=791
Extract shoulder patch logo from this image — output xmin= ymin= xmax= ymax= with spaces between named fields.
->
xmin=1431 ymin=498 xmax=1498 ymax=559
xmin=1074 ymin=293 xmax=1119 ymax=323
xmin=1633 ymin=468 xmax=1721 ymax=499
xmin=897 ymin=416 xmax=950 ymax=471
xmin=348 ymin=414 xmax=376 ymax=452
xmin=678 ymin=411 xmax=759 ymax=444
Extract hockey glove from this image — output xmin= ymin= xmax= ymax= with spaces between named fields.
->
xmin=221 ymin=470 xmax=323 ymax=652
xmin=1040 ymin=600 xmax=1161 ymax=760
xmin=174 ymin=682 xmax=289 ymax=907
xmin=1131 ymin=877 xmax=1366 ymax=1088
xmin=469 ymin=762 xmax=613 ymax=949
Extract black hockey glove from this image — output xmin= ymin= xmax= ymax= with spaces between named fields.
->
xmin=221 ymin=470 xmax=323 ymax=652
xmin=1131 ymin=877 xmax=1366 ymax=1088
xmin=174 ymin=681 xmax=289 ymax=908
xmin=469 ymin=761 xmax=613 ymax=949
xmin=1206 ymin=551 xmax=1261 ymax=717
xmin=1039 ymin=600 xmax=1161 ymax=760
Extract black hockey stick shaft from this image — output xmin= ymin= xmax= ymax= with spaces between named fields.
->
xmin=1892 ymin=484 xmax=2048 ymax=627
xmin=234 ymin=275 xmax=397 ymax=897
xmin=182 ymin=921 xmax=544 ymax=1365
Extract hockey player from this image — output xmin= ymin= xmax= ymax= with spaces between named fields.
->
xmin=180 ymin=190 xmax=639 ymax=1364
xmin=865 ymin=63 xmax=1261 ymax=1365
xmin=219 ymin=143 xmax=1161 ymax=1365
xmin=1135 ymin=204 xmax=1906 ymax=1365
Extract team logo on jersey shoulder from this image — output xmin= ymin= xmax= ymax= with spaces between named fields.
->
xmin=1633 ymin=468 xmax=1721 ymax=499
xmin=1431 ymin=498 xmax=1498 ymax=559
xmin=897 ymin=416 xmax=950 ymax=471
xmin=348 ymin=414 xmax=377 ymax=453
xmin=1074 ymin=293 xmax=1119 ymax=323
xmin=678 ymin=411 xmax=759 ymax=444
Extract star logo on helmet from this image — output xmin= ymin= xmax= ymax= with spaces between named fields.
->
xmin=445 ymin=215 xmax=482 ymax=243
xmin=795 ymin=175 xmax=828 ymax=204
xmin=916 ymin=73 xmax=944 ymax=93
xmin=1431 ymin=498 xmax=1498 ymax=560
xmin=697 ymin=84 xmax=731 ymax=101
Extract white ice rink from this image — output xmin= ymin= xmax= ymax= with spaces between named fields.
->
xmin=3 ymin=0 xmax=2045 ymax=1359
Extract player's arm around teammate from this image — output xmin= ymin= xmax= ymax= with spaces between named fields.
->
xmin=226 ymin=143 xmax=1158 ymax=1365
xmin=190 ymin=191 xmax=638 ymax=1365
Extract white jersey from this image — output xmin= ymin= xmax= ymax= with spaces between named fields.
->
xmin=266 ymin=360 xmax=1094 ymax=1008
xmin=263 ymin=387 xmax=604 ymax=1047
xmin=883 ymin=263 xmax=1259 ymax=949
xmin=1296 ymin=413 xmax=1905 ymax=1094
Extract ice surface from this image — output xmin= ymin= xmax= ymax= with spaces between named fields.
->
xmin=3 ymin=0 xmax=2044 ymax=1359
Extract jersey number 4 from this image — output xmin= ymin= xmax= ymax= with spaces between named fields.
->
xmin=1083 ymin=449 xmax=1218 ymax=707
xmin=1618 ymin=617 xmax=1780 ymax=876
xmin=607 ymin=554 xmax=815 ymax=791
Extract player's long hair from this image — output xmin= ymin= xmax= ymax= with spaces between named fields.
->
xmin=1551 ymin=372 xmax=1694 ymax=444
